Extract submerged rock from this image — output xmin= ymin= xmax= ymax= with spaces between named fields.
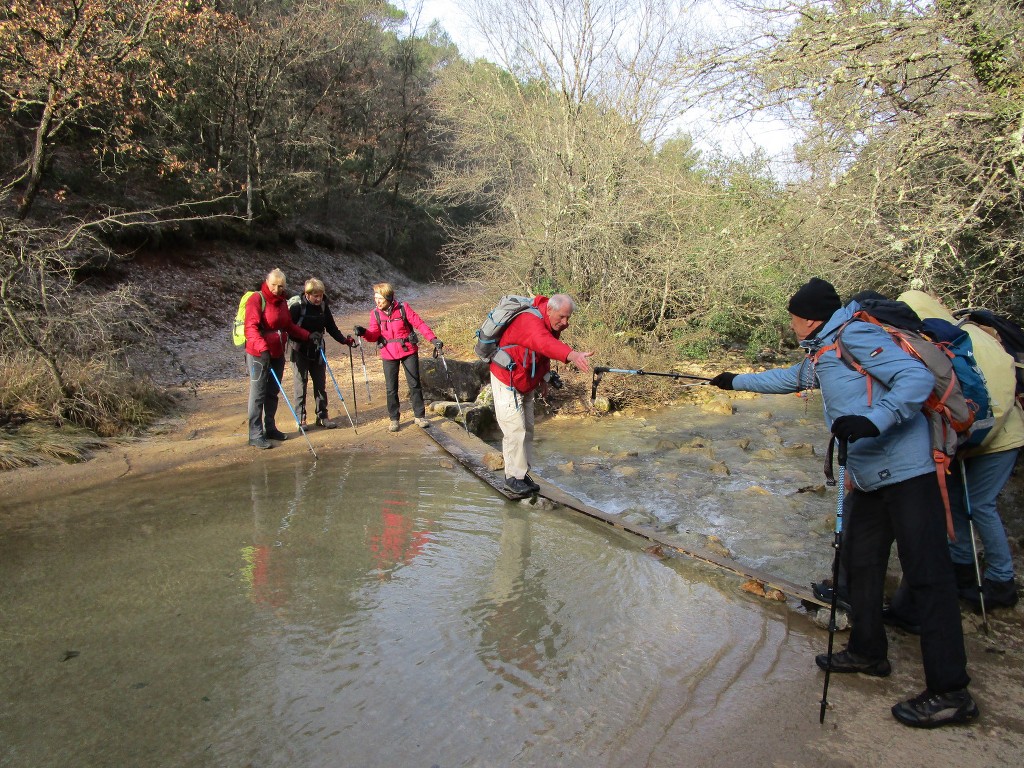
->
xmin=702 ymin=398 xmax=734 ymax=415
xmin=592 ymin=396 xmax=612 ymax=413
xmin=483 ymin=452 xmax=504 ymax=471
xmin=705 ymin=535 xmax=732 ymax=558
xmin=740 ymin=579 xmax=786 ymax=601
xmin=781 ymin=443 xmax=815 ymax=457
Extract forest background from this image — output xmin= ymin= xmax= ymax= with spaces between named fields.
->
xmin=1 ymin=0 xmax=1022 ymax=458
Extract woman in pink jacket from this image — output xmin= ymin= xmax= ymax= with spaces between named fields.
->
xmin=354 ymin=282 xmax=443 ymax=432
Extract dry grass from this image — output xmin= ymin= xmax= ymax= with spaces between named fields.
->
xmin=0 ymin=423 xmax=108 ymax=471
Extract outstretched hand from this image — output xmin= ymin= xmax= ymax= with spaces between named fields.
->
xmin=831 ymin=414 xmax=880 ymax=443
xmin=354 ymin=325 xmax=367 ymax=337
xmin=567 ymin=349 xmax=594 ymax=373
xmin=709 ymin=372 xmax=737 ymax=390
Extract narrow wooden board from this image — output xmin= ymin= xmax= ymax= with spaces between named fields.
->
xmin=424 ymin=419 xmax=826 ymax=608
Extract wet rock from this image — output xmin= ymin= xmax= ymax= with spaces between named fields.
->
xmin=483 ymin=452 xmax=504 ymax=471
xmin=613 ymin=450 xmax=639 ymax=459
xmin=656 ymin=439 xmax=679 ymax=450
xmin=752 ymin=449 xmax=777 ymax=460
xmin=591 ymin=396 xmax=612 ymax=413
xmin=797 ymin=484 xmax=827 ymax=495
xmin=557 ymin=460 xmax=575 ymax=474
xmin=740 ymin=580 xmax=786 ymax=601
xmin=463 ymin=405 xmax=495 ymax=435
xmin=756 ymin=410 xmax=774 ymax=420
xmin=439 ymin=459 xmax=455 ymax=469
xmin=612 ymin=465 xmax=641 ymax=478
xmin=810 ymin=608 xmax=850 ymax=631
xmin=733 ymin=438 xmax=751 ymax=450
xmin=644 ymin=544 xmax=669 ymax=559
xmin=622 ymin=508 xmax=658 ymax=527
xmin=744 ymin=485 xmax=772 ymax=495
xmin=678 ymin=444 xmax=715 ymax=459
xmin=781 ymin=443 xmax=815 ymax=457
xmin=708 ymin=461 xmax=730 ymax=476
xmin=705 ymin=535 xmax=732 ymax=558
xmin=429 ymin=401 xmax=462 ymax=417
xmin=421 ymin=357 xmax=489 ymax=402
xmin=702 ymin=398 xmax=734 ymax=415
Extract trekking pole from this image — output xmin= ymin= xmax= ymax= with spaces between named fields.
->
xmin=357 ymin=340 xmax=372 ymax=401
xmin=434 ymin=347 xmax=469 ymax=433
xmin=348 ymin=345 xmax=359 ymax=427
xmin=268 ymin=365 xmax=317 ymax=460
xmin=593 ymin=366 xmax=712 ymax=382
xmin=820 ymin=437 xmax=847 ymax=724
xmin=320 ymin=348 xmax=357 ymax=433
xmin=959 ymin=458 xmax=989 ymax=635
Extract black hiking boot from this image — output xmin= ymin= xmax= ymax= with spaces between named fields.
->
xmin=961 ymin=577 xmax=1019 ymax=611
xmin=815 ymin=649 xmax=891 ymax=677
xmin=891 ymin=688 xmax=979 ymax=729
xmin=316 ymin=418 xmax=337 ymax=429
xmin=265 ymin=428 xmax=289 ymax=441
xmin=881 ymin=606 xmax=921 ymax=635
xmin=812 ymin=579 xmax=851 ymax=613
xmin=523 ymin=473 xmax=541 ymax=492
xmin=503 ymin=477 xmax=536 ymax=498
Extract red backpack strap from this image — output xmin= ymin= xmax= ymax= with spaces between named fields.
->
xmin=932 ymin=449 xmax=956 ymax=541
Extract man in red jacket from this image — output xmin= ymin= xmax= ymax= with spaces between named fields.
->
xmin=244 ymin=268 xmax=311 ymax=449
xmin=490 ymin=294 xmax=593 ymax=496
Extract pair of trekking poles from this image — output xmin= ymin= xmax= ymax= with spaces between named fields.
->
xmin=265 ymin=339 xmax=373 ymax=459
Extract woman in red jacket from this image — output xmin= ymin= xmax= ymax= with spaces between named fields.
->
xmin=354 ymin=282 xmax=442 ymax=432
xmin=244 ymin=268 xmax=310 ymax=449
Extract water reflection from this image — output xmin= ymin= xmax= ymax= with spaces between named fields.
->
xmin=0 ymin=435 xmax=829 ymax=768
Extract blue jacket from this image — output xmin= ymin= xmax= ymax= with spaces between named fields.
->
xmin=733 ymin=303 xmax=936 ymax=491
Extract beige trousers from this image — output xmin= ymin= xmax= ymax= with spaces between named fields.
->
xmin=490 ymin=372 xmax=535 ymax=480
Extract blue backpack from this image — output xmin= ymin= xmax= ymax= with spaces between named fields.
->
xmin=921 ymin=317 xmax=994 ymax=449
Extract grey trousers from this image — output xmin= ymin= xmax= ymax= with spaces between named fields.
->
xmin=247 ymin=354 xmax=284 ymax=440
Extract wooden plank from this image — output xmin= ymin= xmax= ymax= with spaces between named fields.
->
xmin=425 ymin=420 xmax=826 ymax=608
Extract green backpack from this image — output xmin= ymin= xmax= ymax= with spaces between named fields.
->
xmin=232 ymin=290 xmax=266 ymax=347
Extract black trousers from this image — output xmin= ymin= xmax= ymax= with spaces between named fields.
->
xmin=382 ymin=354 xmax=425 ymax=421
xmin=846 ymin=472 xmax=970 ymax=694
xmin=292 ymin=355 xmax=328 ymax=423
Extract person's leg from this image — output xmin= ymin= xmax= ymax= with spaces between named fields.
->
xmin=382 ymin=358 xmax=400 ymax=421
xmin=264 ymin=356 xmax=284 ymax=432
xmin=310 ymin=359 xmax=329 ymax=421
xmin=845 ymin=486 xmax=894 ymax=662
xmin=491 ymin=372 xmax=528 ymax=479
xmin=402 ymin=354 xmax=427 ymax=418
xmin=891 ymin=472 xmax=970 ymax=694
xmin=247 ymin=353 xmax=268 ymax=440
xmin=951 ymin=450 xmax=1018 ymax=583
xmin=292 ymin=357 xmax=310 ymax=424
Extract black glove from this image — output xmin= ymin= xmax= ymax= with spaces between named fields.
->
xmin=354 ymin=325 xmax=366 ymax=337
xmin=308 ymin=331 xmax=323 ymax=346
xmin=343 ymin=335 xmax=356 ymax=347
xmin=709 ymin=372 xmax=737 ymax=390
xmin=433 ymin=339 xmax=444 ymax=351
xmin=259 ymin=350 xmax=271 ymax=367
xmin=831 ymin=415 xmax=880 ymax=443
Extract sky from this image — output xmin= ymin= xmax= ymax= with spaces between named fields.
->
xmin=404 ymin=0 xmax=800 ymax=168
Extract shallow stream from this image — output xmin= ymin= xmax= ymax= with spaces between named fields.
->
xmin=1 ymin=393 xmax=864 ymax=767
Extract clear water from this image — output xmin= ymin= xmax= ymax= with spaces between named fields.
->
xmin=0 ymin=400 xmax=839 ymax=768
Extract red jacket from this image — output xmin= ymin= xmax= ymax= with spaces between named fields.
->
xmin=244 ymin=283 xmax=310 ymax=358
xmin=362 ymin=300 xmax=437 ymax=361
xmin=490 ymin=295 xmax=573 ymax=393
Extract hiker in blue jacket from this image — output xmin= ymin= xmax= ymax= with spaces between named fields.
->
xmin=709 ymin=277 xmax=976 ymax=729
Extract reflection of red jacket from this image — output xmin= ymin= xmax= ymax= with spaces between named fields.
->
xmin=490 ymin=295 xmax=572 ymax=393
xmin=362 ymin=300 xmax=436 ymax=361
xmin=244 ymin=282 xmax=310 ymax=358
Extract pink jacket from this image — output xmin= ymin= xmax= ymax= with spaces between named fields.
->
xmin=244 ymin=283 xmax=310 ymax=358
xmin=490 ymin=295 xmax=573 ymax=393
xmin=362 ymin=300 xmax=437 ymax=361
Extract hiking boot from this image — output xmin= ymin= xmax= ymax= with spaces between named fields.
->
xmin=388 ymin=420 xmax=400 ymax=433
xmin=815 ymin=649 xmax=891 ymax=677
xmin=265 ymin=428 xmax=288 ymax=441
xmin=812 ymin=579 xmax=852 ymax=613
xmin=316 ymin=418 xmax=337 ymax=429
xmin=961 ymin=577 xmax=1019 ymax=610
xmin=248 ymin=437 xmax=273 ymax=450
xmin=503 ymin=477 xmax=536 ymax=497
xmin=415 ymin=417 xmax=430 ymax=428
xmin=882 ymin=606 xmax=921 ymax=635
xmin=523 ymin=473 xmax=541 ymax=492
xmin=891 ymin=688 xmax=979 ymax=729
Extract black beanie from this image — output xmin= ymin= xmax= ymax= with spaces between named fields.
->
xmin=787 ymin=278 xmax=842 ymax=321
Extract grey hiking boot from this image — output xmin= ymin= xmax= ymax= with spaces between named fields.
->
xmin=415 ymin=417 xmax=430 ymax=428
xmin=815 ymin=649 xmax=891 ymax=677
xmin=388 ymin=420 xmax=400 ymax=432
xmin=316 ymin=417 xmax=337 ymax=429
xmin=891 ymin=688 xmax=979 ymax=728
xmin=249 ymin=437 xmax=273 ymax=449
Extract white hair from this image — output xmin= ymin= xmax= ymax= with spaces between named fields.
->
xmin=548 ymin=293 xmax=575 ymax=312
